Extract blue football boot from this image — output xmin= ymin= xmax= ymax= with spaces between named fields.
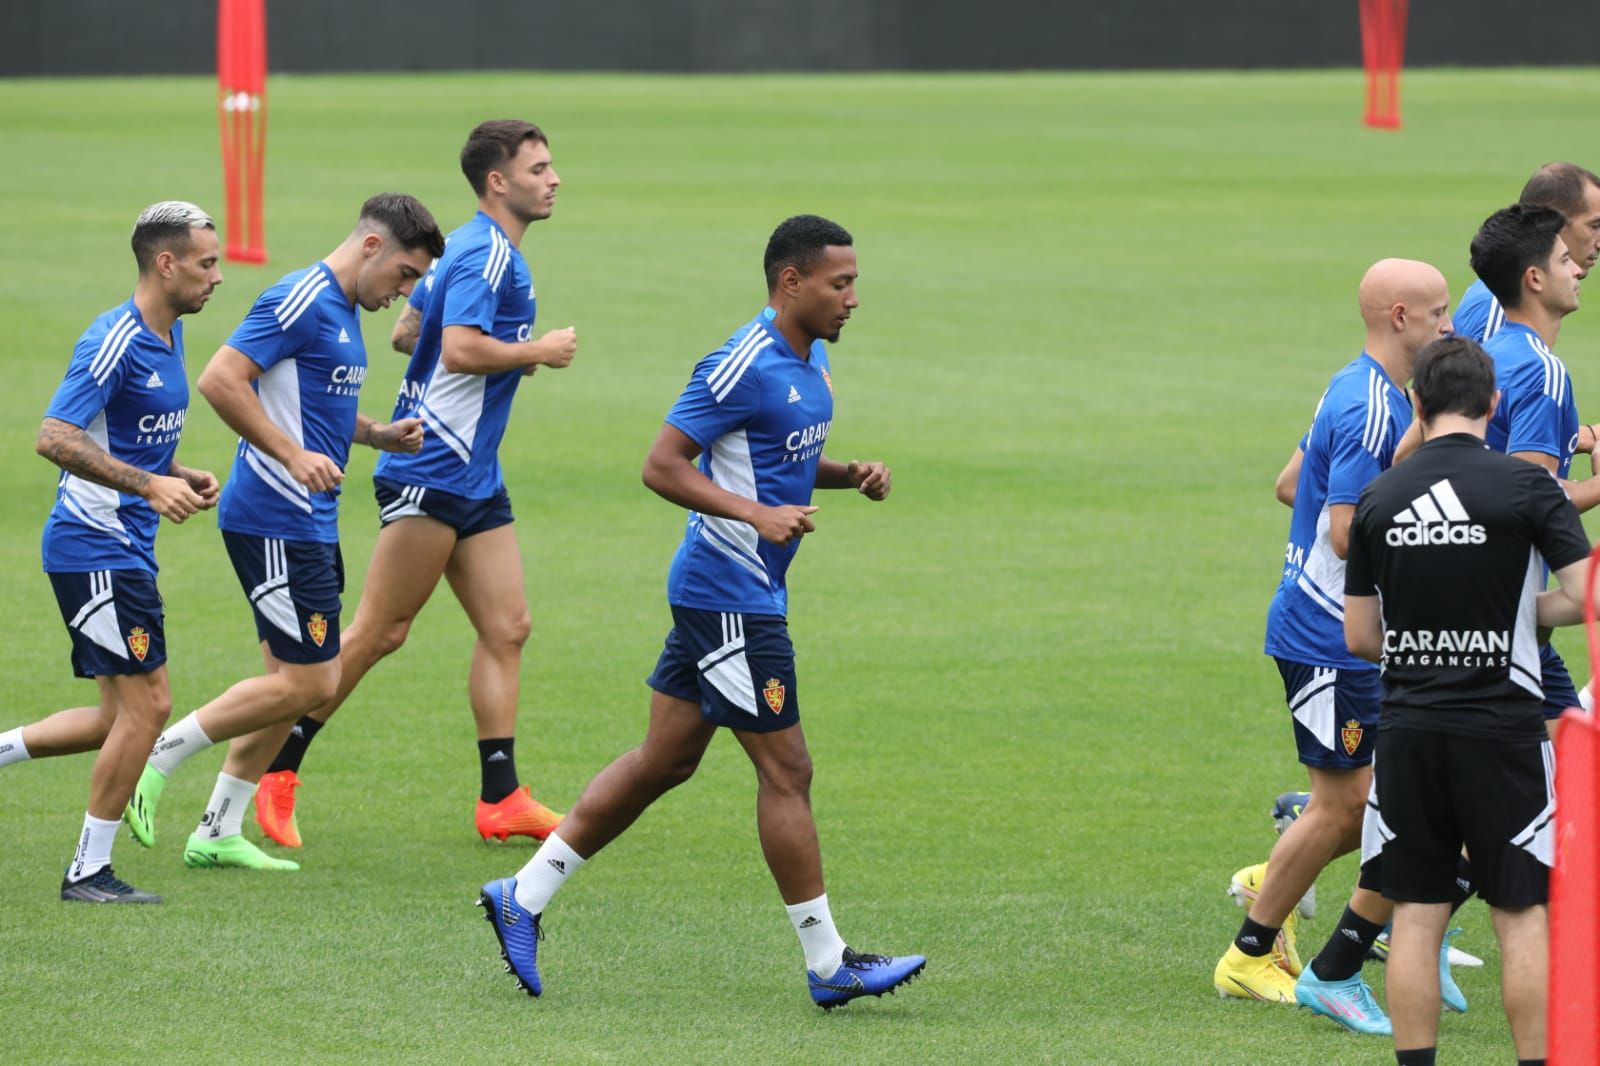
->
xmin=1294 ymin=965 xmax=1392 ymax=1035
xmin=808 ymin=947 xmax=926 ymax=1009
xmin=1440 ymin=928 xmax=1468 ymax=1013
xmin=477 ymin=877 xmax=543 ymax=996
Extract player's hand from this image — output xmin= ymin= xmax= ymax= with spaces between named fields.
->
xmin=179 ymin=466 xmax=221 ymax=510
xmin=531 ymin=326 xmax=578 ymax=369
xmin=371 ymin=418 xmax=425 ymax=454
xmin=847 ymin=460 xmax=892 ymax=501
xmin=141 ymin=474 xmax=206 ymax=524
xmin=288 ymin=449 xmax=344 ymax=493
xmin=751 ymin=504 xmax=818 ymax=545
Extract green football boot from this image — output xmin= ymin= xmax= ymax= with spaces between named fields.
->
xmin=183 ymin=832 xmax=300 ymax=871
xmin=124 ymin=763 xmax=167 ymax=848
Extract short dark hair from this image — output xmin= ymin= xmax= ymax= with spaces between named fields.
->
xmin=763 ymin=214 xmax=853 ymax=292
xmin=1469 ymin=203 xmax=1567 ymax=309
xmin=359 ymin=193 xmax=445 ymax=258
xmin=1520 ymin=162 xmax=1600 ymax=219
xmin=1413 ymin=336 xmax=1496 ymax=421
xmin=460 ymin=120 xmax=548 ymax=197
xmin=131 ymin=200 xmax=214 ymax=273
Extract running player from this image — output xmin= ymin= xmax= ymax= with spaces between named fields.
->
xmin=1471 ymin=203 xmax=1591 ymax=746
xmin=123 ymin=194 xmax=443 ymax=869
xmin=1214 ymin=260 xmax=1451 ymax=1026
xmin=1453 ymin=163 xmax=1600 ymax=343
xmin=250 ymin=120 xmax=577 ymax=848
xmin=477 ymin=214 xmax=925 ymax=1008
xmin=0 ymin=202 xmax=221 ymax=901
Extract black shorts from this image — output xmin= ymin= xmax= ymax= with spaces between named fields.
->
xmin=373 ymin=477 xmax=512 ymax=539
xmin=47 ymin=569 xmax=166 ymax=678
xmin=222 ymin=532 xmax=344 ymax=665
xmin=1366 ymin=725 xmax=1554 ymax=908
xmin=645 ymin=606 xmax=799 ymax=732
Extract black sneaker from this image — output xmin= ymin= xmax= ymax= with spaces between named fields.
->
xmin=60 ymin=866 xmax=162 ymax=903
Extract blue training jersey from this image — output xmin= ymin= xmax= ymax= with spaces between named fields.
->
xmin=1452 ymin=279 xmax=1505 ymax=343
xmin=375 ymin=211 xmax=535 ymax=499
xmin=1483 ymin=321 xmax=1579 ymax=478
xmin=663 ymin=310 xmax=835 ymax=617
xmin=41 ymin=299 xmax=191 ymax=575
xmin=215 ymin=262 xmax=367 ymax=543
xmin=1265 ymin=352 xmax=1411 ymax=670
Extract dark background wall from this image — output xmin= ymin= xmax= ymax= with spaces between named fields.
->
xmin=2 ymin=0 xmax=1596 ymax=77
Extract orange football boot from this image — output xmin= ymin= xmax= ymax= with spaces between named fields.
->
xmin=254 ymin=769 xmax=303 ymax=848
xmin=476 ymin=785 xmax=563 ymax=842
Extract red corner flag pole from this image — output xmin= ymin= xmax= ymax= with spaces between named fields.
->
xmin=1358 ymin=0 xmax=1407 ymax=129
xmin=1550 ymin=544 xmax=1600 ymax=1065
xmin=218 ymin=0 xmax=267 ymax=263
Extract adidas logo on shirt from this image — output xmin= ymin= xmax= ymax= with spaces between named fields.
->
xmin=146 ymin=370 xmax=164 ymax=388
xmin=337 ymin=327 xmax=350 ymax=344
xmin=787 ymin=385 xmax=802 ymax=403
xmin=1387 ymin=479 xmax=1487 ymax=546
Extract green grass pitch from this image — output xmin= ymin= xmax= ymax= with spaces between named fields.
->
xmin=1 ymin=69 xmax=1598 ymax=1063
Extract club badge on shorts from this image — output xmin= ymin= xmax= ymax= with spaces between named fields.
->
xmin=1341 ymin=719 xmax=1364 ymax=756
xmin=307 ymin=612 xmax=328 ymax=647
xmin=127 ymin=626 xmax=150 ymax=661
xmin=763 ymin=677 xmax=786 ymax=714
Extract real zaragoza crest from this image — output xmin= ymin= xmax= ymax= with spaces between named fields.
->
xmin=763 ymin=677 xmax=786 ymax=714
xmin=127 ymin=626 xmax=150 ymax=661
xmin=1341 ymin=719 xmax=1364 ymax=756
xmin=307 ymin=613 xmax=328 ymax=647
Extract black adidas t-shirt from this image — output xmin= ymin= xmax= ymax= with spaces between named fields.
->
xmin=1346 ymin=432 xmax=1590 ymax=738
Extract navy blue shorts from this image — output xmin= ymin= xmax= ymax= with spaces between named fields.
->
xmin=646 ymin=607 xmax=799 ymax=733
xmin=48 ymin=569 xmax=166 ymax=678
xmin=1274 ymin=657 xmax=1381 ymax=769
xmin=373 ymin=477 xmax=512 ymax=539
xmin=1539 ymin=643 xmax=1579 ymax=721
xmin=222 ymin=531 xmax=343 ymax=665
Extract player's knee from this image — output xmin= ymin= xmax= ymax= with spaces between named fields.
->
xmin=482 ymin=609 xmax=531 ymax=653
xmin=372 ymin=620 xmax=412 ymax=658
xmin=284 ymin=662 xmax=340 ymax=711
xmin=123 ymin=687 xmax=173 ymax=730
xmin=759 ymin=749 xmax=813 ymax=797
xmin=641 ymin=747 xmax=702 ymax=790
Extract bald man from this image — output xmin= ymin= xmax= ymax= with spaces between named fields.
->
xmin=1215 ymin=260 xmax=1452 ymax=1026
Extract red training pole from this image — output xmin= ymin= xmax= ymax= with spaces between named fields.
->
xmin=1549 ymin=542 xmax=1600 ymax=1065
xmin=217 ymin=0 xmax=267 ymax=263
xmin=1358 ymin=0 xmax=1406 ymax=129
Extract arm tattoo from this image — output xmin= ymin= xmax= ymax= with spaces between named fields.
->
xmin=36 ymin=417 xmax=151 ymax=495
xmin=391 ymin=304 xmax=422 ymax=355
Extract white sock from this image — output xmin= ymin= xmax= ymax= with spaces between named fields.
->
xmin=67 ymin=813 xmax=121 ymax=881
xmin=148 ymin=712 xmax=213 ymax=775
xmin=1581 ymin=682 xmax=1594 ymax=713
xmin=512 ymin=831 xmax=586 ymax=914
xmin=786 ymin=893 xmax=847 ymax=977
xmin=0 ymin=726 xmax=30 ymax=768
xmin=196 ymin=772 xmax=254 ymax=839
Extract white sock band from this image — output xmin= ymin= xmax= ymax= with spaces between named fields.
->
xmin=513 ymin=831 xmax=586 ymax=914
xmin=148 ymin=712 xmax=213 ymax=775
xmin=0 ymin=726 xmax=30 ymax=768
xmin=197 ymin=772 xmax=254 ymax=839
xmin=786 ymin=893 xmax=847 ymax=977
xmin=68 ymin=813 xmax=122 ymax=881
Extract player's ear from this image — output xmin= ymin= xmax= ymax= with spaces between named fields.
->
xmin=1487 ymin=389 xmax=1501 ymax=421
xmin=155 ymin=248 xmax=176 ymax=279
xmin=1391 ymin=303 xmax=1407 ymax=333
